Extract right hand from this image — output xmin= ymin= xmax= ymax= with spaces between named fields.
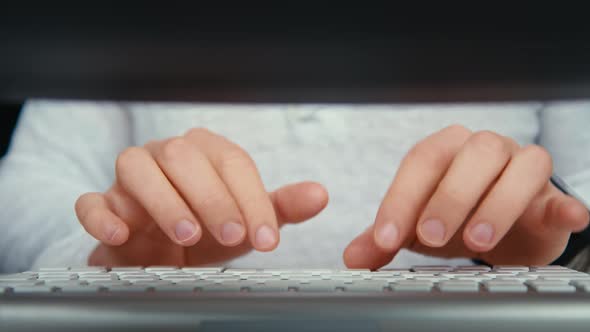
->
xmin=75 ymin=128 xmax=329 ymax=267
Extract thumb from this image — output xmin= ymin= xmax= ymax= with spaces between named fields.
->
xmin=269 ymin=181 xmax=329 ymax=226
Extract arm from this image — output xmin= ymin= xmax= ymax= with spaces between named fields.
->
xmin=0 ymin=100 xmax=132 ymax=272
xmin=539 ymin=102 xmax=590 ymax=271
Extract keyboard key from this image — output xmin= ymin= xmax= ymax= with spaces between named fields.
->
xmin=343 ymin=282 xmax=388 ymax=293
xmin=530 ymin=265 xmax=572 ymax=271
xmin=243 ymin=281 xmax=292 ymax=292
xmin=480 ymin=272 xmax=518 ymax=278
xmin=38 ymin=267 xmax=70 ymax=272
xmin=440 ymin=273 xmax=477 ymax=279
xmin=12 ymin=285 xmax=57 ymax=293
xmin=110 ymin=267 xmax=144 ymax=272
xmin=0 ymin=274 xmax=36 ymax=281
xmin=181 ymin=267 xmax=224 ymax=274
xmin=153 ymin=284 xmax=200 ymax=293
xmin=131 ymin=280 xmax=173 ymax=286
xmin=366 ymin=271 xmax=404 ymax=277
xmin=293 ymin=282 xmax=335 ymax=292
xmin=159 ymin=276 xmax=198 ymax=282
xmin=144 ymin=266 xmax=178 ymax=272
xmin=484 ymin=281 xmax=528 ymax=293
xmin=455 ymin=276 xmax=493 ymax=282
xmin=0 ymin=280 xmax=42 ymax=287
xmin=370 ymin=277 xmax=408 ymax=283
xmin=493 ymin=265 xmax=529 ymax=272
xmin=87 ymin=280 xmax=131 ymax=286
xmin=106 ymin=285 xmax=153 ymax=293
xmin=526 ymin=280 xmax=576 ymax=293
xmin=438 ymin=281 xmax=480 ymax=292
xmin=412 ymin=265 xmax=453 ymax=272
xmin=59 ymin=285 xmax=104 ymax=293
xmin=44 ymin=280 xmax=85 ymax=286
xmin=572 ymin=281 xmax=590 ymax=292
xmin=391 ymin=281 xmax=433 ymax=292
xmin=69 ymin=267 xmax=107 ymax=273
xmin=198 ymin=284 xmax=243 ymax=292
xmin=453 ymin=265 xmax=491 ymax=272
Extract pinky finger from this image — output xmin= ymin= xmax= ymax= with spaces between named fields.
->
xmin=75 ymin=192 xmax=130 ymax=245
xmin=544 ymin=195 xmax=590 ymax=233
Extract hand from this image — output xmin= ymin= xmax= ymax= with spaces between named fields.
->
xmin=76 ymin=128 xmax=328 ymax=266
xmin=344 ymin=125 xmax=589 ymax=269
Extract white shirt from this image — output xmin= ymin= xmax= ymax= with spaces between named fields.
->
xmin=1 ymin=100 xmax=590 ymax=272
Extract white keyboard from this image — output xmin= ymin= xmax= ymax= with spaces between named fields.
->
xmin=2 ymin=265 xmax=590 ymax=295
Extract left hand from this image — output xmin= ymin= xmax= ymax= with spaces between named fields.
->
xmin=344 ymin=125 xmax=589 ymax=269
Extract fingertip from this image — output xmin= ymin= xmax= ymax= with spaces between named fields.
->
xmin=342 ymin=228 xmax=395 ymax=270
xmin=219 ymin=221 xmax=247 ymax=247
xmin=104 ymin=222 xmax=130 ymax=246
xmin=373 ymin=222 xmax=399 ymax=253
xmin=273 ymin=181 xmax=329 ymax=224
xmin=253 ymin=224 xmax=279 ymax=252
xmin=174 ymin=220 xmax=202 ymax=247
xmin=560 ymin=198 xmax=590 ymax=232
xmin=342 ymin=241 xmax=366 ymax=269
xmin=304 ymin=181 xmax=330 ymax=210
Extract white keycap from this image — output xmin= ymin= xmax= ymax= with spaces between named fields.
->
xmin=526 ymin=280 xmax=576 ymax=293
xmin=412 ymin=265 xmax=453 ymax=272
xmin=493 ymin=265 xmax=529 ymax=272
xmin=438 ymin=281 xmax=480 ymax=292
xmin=453 ymin=265 xmax=491 ymax=272
xmin=484 ymin=280 xmax=528 ymax=293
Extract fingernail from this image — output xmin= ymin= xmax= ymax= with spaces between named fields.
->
xmin=375 ymin=223 xmax=399 ymax=250
xmin=104 ymin=223 xmax=121 ymax=242
xmin=221 ymin=222 xmax=245 ymax=245
xmin=175 ymin=219 xmax=198 ymax=243
xmin=255 ymin=225 xmax=277 ymax=250
xmin=419 ymin=218 xmax=446 ymax=245
xmin=469 ymin=223 xmax=494 ymax=246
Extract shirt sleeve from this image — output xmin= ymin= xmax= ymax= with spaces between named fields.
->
xmin=539 ymin=101 xmax=590 ymax=203
xmin=539 ymin=101 xmax=590 ymax=271
xmin=0 ymin=100 xmax=131 ymax=272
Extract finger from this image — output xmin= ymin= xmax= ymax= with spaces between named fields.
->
xmin=75 ymin=192 xmax=130 ymax=245
xmin=373 ymin=124 xmax=472 ymax=253
xmin=186 ymin=128 xmax=279 ymax=251
xmin=462 ymin=145 xmax=553 ymax=252
xmin=103 ymin=183 xmax=152 ymax=232
xmin=115 ymin=146 xmax=202 ymax=246
xmin=344 ymin=226 xmax=395 ymax=270
xmin=543 ymin=194 xmax=589 ymax=233
xmin=416 ymin=131 xmax=512 ymax=247
xmin=152 ymin=137 xmax=247 ymax=247
xmin=270 ymin=181 xmax=329 ymax=226
xmin=184 ymin=182 xmax=329 ymax=267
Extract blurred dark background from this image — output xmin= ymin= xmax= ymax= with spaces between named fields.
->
xmin=0 ymin=103 xmax=21 ymax=157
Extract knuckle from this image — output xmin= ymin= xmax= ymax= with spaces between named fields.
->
xmin=406 ymin=141 xmax=448 ymax=167
xmin=160 ymin=137 xmax=190 ymax=162
xmin=185 ymin=127 xmax=213 ymax=139
xmin=116 ymin=147 xmax=147 ymax=177
xmin=445 ymin=124 xmax=471 ymax=136
xmin=218 ymin=148 xmax=255 ymax=171
xmin=198 ymin=190 xmax=229 ymax=210
xmin=469 ymin=131 xmax=509 ymax=156
xmin=437 ymin=183 xmax=471 ymax=208
xmin=521 ymin=144 xmax=553 ymax=175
